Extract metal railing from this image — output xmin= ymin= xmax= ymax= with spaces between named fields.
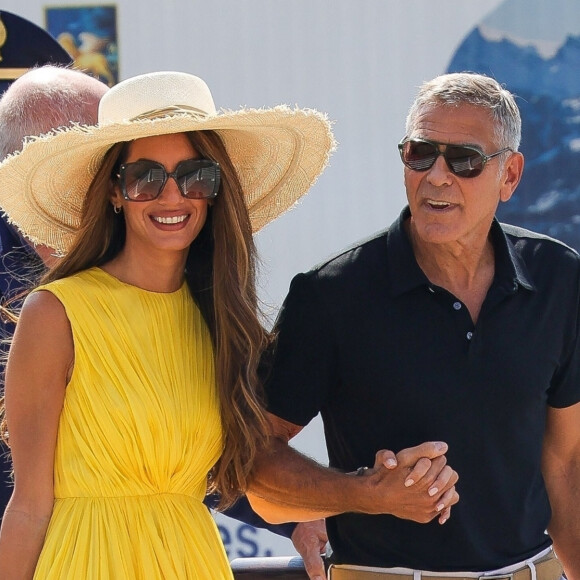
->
xmin=231 ymin=555 xmax=310 ymax=579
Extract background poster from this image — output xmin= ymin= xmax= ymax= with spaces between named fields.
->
xmin=45 ymin=5 xmax=118 ymax=86
xmin=447 ymin=0 xmax=580 ymax=250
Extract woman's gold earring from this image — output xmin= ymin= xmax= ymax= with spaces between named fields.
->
xmin=113 ymin=205 xmax=122 ymax=214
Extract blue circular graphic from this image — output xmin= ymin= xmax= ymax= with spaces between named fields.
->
xmin=446 ymin=0 xmax=580 ymax=249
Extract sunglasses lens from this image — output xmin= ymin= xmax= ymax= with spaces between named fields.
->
xmin=445 ymin=146 xmax=484 ymax=178
xmin=122 ymin=161 xmax=165 ymax=201
xmin=175 ymin=160 xmax=220 ymax=199
xmin=400 ymin=140 xmax=486 ymax=178
xmin=120 ymin=159 xmax=220 ymax=201
xmin=400 ymin=141 xmax=438 ymax=172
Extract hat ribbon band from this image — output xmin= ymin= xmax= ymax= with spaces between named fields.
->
xmin=130 ymin=105 xmax=211 ymax=121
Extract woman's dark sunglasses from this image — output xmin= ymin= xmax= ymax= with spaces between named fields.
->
xmin=117 ymin=158 xmax=221 ymax=201
xmin=398 ymin=137 xmax=512 ymax=178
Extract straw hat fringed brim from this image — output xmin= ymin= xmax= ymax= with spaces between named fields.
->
xmin=0 ymin=104 xmax=335 ymax=253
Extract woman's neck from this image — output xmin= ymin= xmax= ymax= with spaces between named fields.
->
xmin=101 ymin=247 xmax=187 ymax=293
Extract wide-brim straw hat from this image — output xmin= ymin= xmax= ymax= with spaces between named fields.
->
xmin=0 ymin=70 xmax=336 ymax=253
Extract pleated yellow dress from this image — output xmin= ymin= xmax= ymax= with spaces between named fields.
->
xmin=33 ymin=267 xmax=233 ymax=579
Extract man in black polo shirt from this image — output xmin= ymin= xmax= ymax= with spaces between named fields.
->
xmin=248 ymin=72 xmax=579 ymax=580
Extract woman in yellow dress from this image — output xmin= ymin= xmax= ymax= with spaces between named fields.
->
xmin=0 ymin=71 xmax=334 ymax=578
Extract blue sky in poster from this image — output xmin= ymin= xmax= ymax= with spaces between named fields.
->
xmin=482 ymin=0 xmax=579 ymax=54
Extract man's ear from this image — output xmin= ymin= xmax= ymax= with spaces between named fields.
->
xmin=499 ymin=151 xmax=524 ymax=203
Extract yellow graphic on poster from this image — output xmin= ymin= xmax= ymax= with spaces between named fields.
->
xmin=45 ymin=5 xmax=118 ymax=86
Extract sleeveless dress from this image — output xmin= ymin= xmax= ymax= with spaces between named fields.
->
xmin=33 ymin=267 xmax=233 ymax=579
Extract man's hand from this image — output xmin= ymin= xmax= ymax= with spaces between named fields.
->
xmin=359 ymin=442 xmax=459 ymax=523
xmin=290 ymin=519 xmax=328 ymax=580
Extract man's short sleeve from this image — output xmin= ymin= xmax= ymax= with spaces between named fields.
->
xmin=264 ymin=271 xmax=336 ymax=427
xmin=548 ymin=293 xmax=580 ymax=408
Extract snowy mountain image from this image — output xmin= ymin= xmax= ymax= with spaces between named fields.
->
xmin=446 ymin=0 xmax=580 ymax=249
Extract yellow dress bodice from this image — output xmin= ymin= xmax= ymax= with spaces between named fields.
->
xmin=33 ymin=268 xmax=232 ymax=579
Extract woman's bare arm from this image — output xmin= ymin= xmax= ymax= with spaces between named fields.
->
xmin=0 ymin=290 xmax=73 ymax=578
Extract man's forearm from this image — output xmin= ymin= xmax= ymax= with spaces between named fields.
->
xmin=247 ymin=437 xmax=360 ymax=523
xmin=542 ymin=404 xmax=580 ymax=580
xmin=247 ymin=437 xmax=458 ymax=524
xmin=546 ymin=467 xmax=580 ymax=580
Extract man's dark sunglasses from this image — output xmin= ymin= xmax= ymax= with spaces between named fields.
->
xmin=398 ymin=137 xmax=512 ymax=178
xmin=117 ymin=158 xmax=221 ymax=201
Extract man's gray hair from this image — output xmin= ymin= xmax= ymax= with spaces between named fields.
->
xmin=0 ymin=65 xmax=107 ymax=160
xmin=405 ymin=72 xmax=521 ymax=151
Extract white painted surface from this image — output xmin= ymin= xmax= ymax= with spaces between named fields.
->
xmin=2 ymin=0 xmax=507 ymax=557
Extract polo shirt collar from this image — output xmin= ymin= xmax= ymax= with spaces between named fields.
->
xmin=387 ymin=206 xmax=534 ymax=297
xmin=490 ymin=220 xmax=535 ymax=292
xmin=387 ymin=207 xmax=428 ymax=297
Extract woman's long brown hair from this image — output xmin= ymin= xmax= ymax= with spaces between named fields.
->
xmin=2 ymin=130 xmax=270 ymax=508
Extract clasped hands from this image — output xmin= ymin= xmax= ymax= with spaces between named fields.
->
xmin=355 ymin=441 xmax=459 ymax=524
xmin=292 ymin=442 xmax=458 ymax=580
